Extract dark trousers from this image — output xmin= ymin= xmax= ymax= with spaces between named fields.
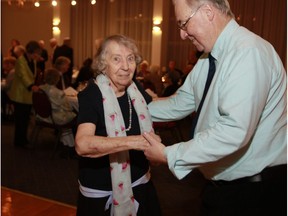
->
xmin=201 ymin=165 xmax=287 ymax=216
xmin=13 ymin=102 xmax=32 ymax=146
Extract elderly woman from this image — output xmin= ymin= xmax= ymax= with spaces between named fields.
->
xmin=75 ymin=35 xmax=162 ymax=216
xmin=39 ymin=68 xmax=77 ymax=156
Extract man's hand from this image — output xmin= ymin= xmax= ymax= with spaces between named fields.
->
xmin=143 ymin=132 xmax=167 ymax=164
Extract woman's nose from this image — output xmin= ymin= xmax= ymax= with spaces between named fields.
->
xmin=122 ymin=59 xmax=129 ymax=70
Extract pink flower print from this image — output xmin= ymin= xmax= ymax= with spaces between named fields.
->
xmin=110 ymin=114 xmax=115 ymax=122
xmin=122 ymin=162 xmax=128 ymax=170
xmin=115 ymin=131 xmax=119 ymax=136
xmin=102 ymin=97 xmax=106 ymax=102
xmin=122 ymin=160 xmax=130 ymax=170
xmin=131 ymin=98 xmax=136 ymax=105
xmin=118 ymin=182 xmax=124 ymax=190
xmin=139 ymin=114 xmax=146 ymax=120
xmin=121 ymin=125 xmax=125 ymax=131
xmin=110 ymin=166 xmax=113 ymax=172
xmin=131 ymin=196 xmax=135 ymax=203
xmin=113 ymin=199 xmax=119 ymax=205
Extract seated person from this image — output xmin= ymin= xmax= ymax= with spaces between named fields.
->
xmin=73 ymin=57 xmax=94 ymax=91
xmin=38 ymin=68 xmax=77 ymax=156
xmin=161 ymin=73 xmax=179 ymax=97
xmin=54 ymin=56 xmax=71 ymax=90
xmin=1 ymin=56 xmax=16 ymax=119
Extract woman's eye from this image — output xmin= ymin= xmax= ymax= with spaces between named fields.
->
xmin=113 ymin=57 xmax=121 ymax=63
xmin=127 ymin=56 xmax=135 ymax=62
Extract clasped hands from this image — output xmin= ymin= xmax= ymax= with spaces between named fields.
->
xmin=142 ymin=132 xmax=167 ymax=165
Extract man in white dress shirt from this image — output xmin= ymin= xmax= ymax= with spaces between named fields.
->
xmin=143 ymin=0 xmax=287 ymax=215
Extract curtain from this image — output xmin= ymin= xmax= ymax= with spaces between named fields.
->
xmin=71 ymin=0 xmax=153 ymax=69
xmin=71 ymin=0 xmax=286 ymax=70
xmin=229 ymin=0 xmax=287 ymax=69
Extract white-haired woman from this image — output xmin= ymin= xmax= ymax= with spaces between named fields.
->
xmin=75 ymin=35 xmax=162 ymax=216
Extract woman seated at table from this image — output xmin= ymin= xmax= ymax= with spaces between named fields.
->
xmin=38 ymin=68 xmax=77 ymax=157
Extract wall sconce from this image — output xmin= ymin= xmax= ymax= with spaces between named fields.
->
xmin=52 ymin=18 xmax=61 ymax=36
xmin=53 ymin=18 xmax=60 ymax=26
xmin=71 ymin=0 xmax=77 ymax=6
xmin=152 ymin=17 xmax=162 ymax=34
xmin=153 ymin=17 xmax=162 ymax=25
xmin=153 ymin=26 xmax=162 ymax=34
xmin=52 ymin=26 xmax=61 ymax=35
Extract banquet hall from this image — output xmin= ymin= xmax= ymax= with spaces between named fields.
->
xmin=1 ymin=0 xmax=287 ymax=215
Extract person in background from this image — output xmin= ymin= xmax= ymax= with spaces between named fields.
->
xmin=53 ymin=37 xmax=74 ymax=85
xmin=143 ymin=0 xmax=287 ymax=215
xmin=75 ymin=34 xmax=161 ymax=216
xmin=1 ymin=56 xmax=16 ymax=120
xmin=38 ymin=68 xmax=77 ymax=158
xmin=149 ymin=65 xmax=164 ymax=97
xmin=54 ymin=56 xmax=71 ymax=90
xmin=165 ymin=60 xmax=183 ymax=86
xmin=13 ymin=45 xmax=26 ymax=59
xmin=161 ymin=73 xmax=179 ymax=97
xmin=49 ymin=38 xmax=58 ymax=64
xmin=181 ymin=62 xmax=194 ymax=84
xmin=37 ymin=40 xmax=49 ymax=73
xmin=136 ymin=60 xmax=150 ymax=78
xmin=8 ymin=40 xmax=41 ymax=148
xmin=7 ymin=38 xmax=20 ymax=58
xmin=73 ymin=57 xmax=94 ymax=91
xmin=137 ymin=60 xmax=156 ymax=95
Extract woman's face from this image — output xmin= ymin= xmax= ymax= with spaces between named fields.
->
xmin=104 ymin=41 xmax=136 ymax=94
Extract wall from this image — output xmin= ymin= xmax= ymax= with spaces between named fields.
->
xmin=1 ymin=1 xmax=53 ymax=62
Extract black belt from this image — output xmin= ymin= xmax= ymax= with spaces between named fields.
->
xmin=210 ymin=164 xmax=287 ymax=187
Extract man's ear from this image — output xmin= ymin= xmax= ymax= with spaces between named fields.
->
xmin=204 ymin=4 xmax=215 ymax=21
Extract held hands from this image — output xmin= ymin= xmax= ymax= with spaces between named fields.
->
xmin=143 ymin=132 xmax=167 ymax=164
xmin=127 ymin=135 xmax=150 ymax=151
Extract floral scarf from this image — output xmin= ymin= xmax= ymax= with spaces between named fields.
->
xmin=96 ymin=74 xmax=153 ymax=216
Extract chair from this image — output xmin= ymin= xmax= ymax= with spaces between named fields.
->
xmin=30 ymin=89 xmax=77 ymax=157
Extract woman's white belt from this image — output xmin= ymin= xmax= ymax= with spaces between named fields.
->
xmin=79 ymin=171 xmax=151 ymax=214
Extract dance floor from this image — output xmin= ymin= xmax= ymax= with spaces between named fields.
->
xmin=1 ymin=187 xmax=76 ymax=216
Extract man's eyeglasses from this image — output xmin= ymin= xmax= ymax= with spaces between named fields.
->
xmin=177 ymin=4 xmax=204 ymax=31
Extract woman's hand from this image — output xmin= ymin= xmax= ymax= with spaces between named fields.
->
xmin=126 ymin=135 xmax=150 ymax=151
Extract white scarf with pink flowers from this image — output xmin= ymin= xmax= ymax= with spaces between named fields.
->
xmin=96 ymin=74 xmax=153 ymax=216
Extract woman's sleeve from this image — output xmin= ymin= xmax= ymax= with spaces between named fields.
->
xmin=77 ymin=82 xmax=100 ymax=125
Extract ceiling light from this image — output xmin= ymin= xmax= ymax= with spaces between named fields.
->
xmin=34 ymin=1 xmax=40 ymax=7
xmin=71 ymin=0 xmax=77 ymax=6
xmin=52 ymin=0 xmax=57 ymax=7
